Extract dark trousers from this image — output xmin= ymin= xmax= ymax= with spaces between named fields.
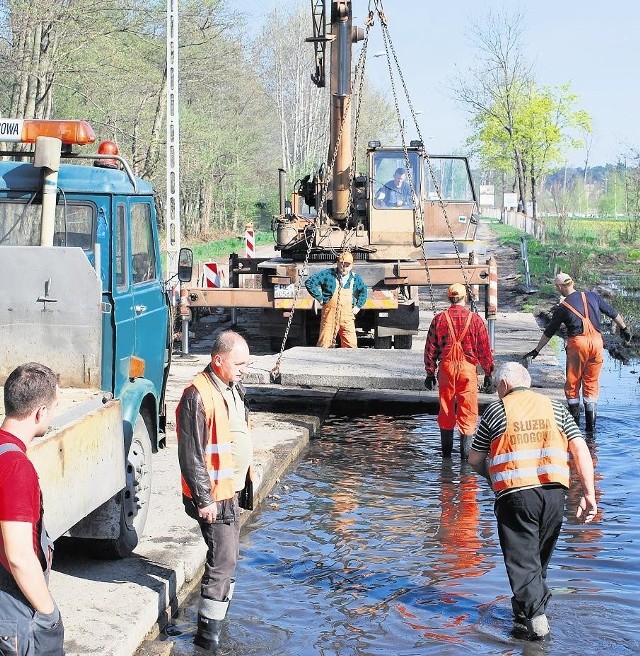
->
xmin=198 ymin=495 xmax=241 ymax=602
xmin=494 ymin=486 xmax=566 ymax=620
xmin=0 ymin=568 xmax=64 ymax=655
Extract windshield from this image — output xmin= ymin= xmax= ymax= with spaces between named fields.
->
xmin=372 ymin=151 xmax=419 ymax=209
xmin=424 ymin=158 xmax=474 ymax=201
xmin=0 ymin=199 xmax=94 ymax=249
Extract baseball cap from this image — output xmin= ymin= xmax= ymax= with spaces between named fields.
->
xmin=337 ymin=251 xmax=353 ymax=263
xmin=555 ymin=272 xmax=573 ymax=285
xmin=448 ymin=283 xmax=466 ymax=300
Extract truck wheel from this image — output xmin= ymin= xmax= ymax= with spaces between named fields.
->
xmin=82 ymin=413 xmax=153 ymax=559
xmin=374 ymin=335 xmax=393 ymax=349
xmin=394 ymin=335 xmax=413 ymax=350
xmin=117 ymin=412 xmax=153 ymax=555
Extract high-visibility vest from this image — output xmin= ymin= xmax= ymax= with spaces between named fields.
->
xmin=488 ymin=390 xmax=570 ymax=492
xmin=178 ymin=372 xmax=236 ymax=502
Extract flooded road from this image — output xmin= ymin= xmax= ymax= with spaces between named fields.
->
xmin=162 ymin=353 xmax=640 ymax=655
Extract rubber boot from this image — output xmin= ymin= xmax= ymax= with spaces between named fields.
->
xmin=440 ymin=429 xmax=454 ymax=458
xmin=195 ymin=598 xmax=229 ymax=653
xmin=459 ymin=434 xmax=473 ymax=460
xmin=567 ymin=403 xmax=581 ymax=427
xmin=584 ymin=403 xmax=597 ymax=434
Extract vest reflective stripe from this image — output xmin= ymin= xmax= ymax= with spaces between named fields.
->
xmin=180 ymin=372 xmax=236 ymax=502
xmin=205 ymin=442 xmax=233 ymax=455
xmin=488 ymin=390 xmax=570 ymax=491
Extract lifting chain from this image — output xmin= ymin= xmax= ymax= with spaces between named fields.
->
xmin=374 ymin=0 xmax=478 ymax=314
xmin=270 ymin=16 xmax=374 ymax=382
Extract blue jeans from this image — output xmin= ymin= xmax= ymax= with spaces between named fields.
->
xmin=198 ymin=495 xmax=241 ymax=602
xmin=494 ymin=486 xmax=566 ymax=619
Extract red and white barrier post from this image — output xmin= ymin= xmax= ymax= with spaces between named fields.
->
xmin=245 ymin=222 xmax=255 ymax=259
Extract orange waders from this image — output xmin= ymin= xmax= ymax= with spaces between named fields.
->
xmin=317 ymin=283 xmax=357 ymax=348
xmin=562 ymin=293 xmax=603 ymax=404
xmin=437 ymin=311 xmax=478 ymax=435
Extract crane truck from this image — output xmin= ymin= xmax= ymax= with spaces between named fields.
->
xmin=0 ymin=119 xmax=171 ymax=557
xmin=181 ymin=0 xmax=496 ymax=350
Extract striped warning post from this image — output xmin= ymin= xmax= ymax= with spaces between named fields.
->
xmin=203 ymin=261 xmax=221 ymax=288
xmin=245 ymin=223 xmax=255 ymax=259
xmin=487 ymin=256 xmax=498 ymax=317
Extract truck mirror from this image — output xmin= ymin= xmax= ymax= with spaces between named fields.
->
xmin=177 ymin=248 xmax=193 ymax=283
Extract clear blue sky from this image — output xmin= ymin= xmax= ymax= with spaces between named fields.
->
xmin=236 ymin=0 xmax=639 ymax=167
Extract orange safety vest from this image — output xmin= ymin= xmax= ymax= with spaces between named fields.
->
xmin=179 ymin=372 xmax=236 ymax=502
xmin=488 ymin=390 xmax=570 ymax=492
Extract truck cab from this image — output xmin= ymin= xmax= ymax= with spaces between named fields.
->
xmin=0 ymin=119 xmax=170 ymax=556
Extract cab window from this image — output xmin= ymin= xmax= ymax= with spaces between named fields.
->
xmin=130 ymin=203 xmax=157 ymax=284
xmin=372 ymin=152 xmax=418 ymax=209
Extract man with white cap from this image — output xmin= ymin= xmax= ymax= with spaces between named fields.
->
xmin=424 ymin=283 xmax=494 ymax=458
xmin=524 ymin=272 xmax=631 ymax=433
xmin=305 ymin=251 xmax=368 ymax=348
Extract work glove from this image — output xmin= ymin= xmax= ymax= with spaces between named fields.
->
xmin=482 ymin=374 xmax=496 ymax=394
xmin=523 ymin=349 xmax=539 ymax=360
xmin=424 ymin=374 xmax=437 ymax=391
xmin=621 ymin=326 xmax=632 ymax=345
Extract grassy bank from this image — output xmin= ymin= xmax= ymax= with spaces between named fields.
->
xmin=490 ymin=217 xmax=640 ymax=328
xmin=186 ymin=232 xmax=274 ymax=262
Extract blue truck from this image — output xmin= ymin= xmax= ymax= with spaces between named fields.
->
xmin=0 ymin=119 xmax=171 ymax=557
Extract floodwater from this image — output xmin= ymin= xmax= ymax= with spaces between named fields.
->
xmin=162 ymin=353 xmax=640 ymax=655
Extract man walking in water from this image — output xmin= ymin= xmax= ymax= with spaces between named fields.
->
xmin=424 ymin=283 xmax=494 ymax=458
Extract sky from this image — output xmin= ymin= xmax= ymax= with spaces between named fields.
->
xmin=236 ymin=0 xmax=639 ymax=167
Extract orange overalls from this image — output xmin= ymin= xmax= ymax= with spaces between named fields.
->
xmin=437 ymin=311 xmax=478 ymax=435
xmin=317 ymin=278 xmax=357 ymax=348
xmin=562 ymin=292 xmax=604 ymax=403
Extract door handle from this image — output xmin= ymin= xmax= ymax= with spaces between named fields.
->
xmin=134 ymin=305 xmax=147 ymax=314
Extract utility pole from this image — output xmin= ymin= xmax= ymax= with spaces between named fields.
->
xmin=166 ymin=0 xmax=180 ymax=279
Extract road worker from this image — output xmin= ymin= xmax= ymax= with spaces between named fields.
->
xmin=305 ymin=251 xmax=368 ymax=348
xmin=176 ymin=330 xmax=255 ymax=653
xmin=524 ymin=272 xmax=631 ymax=434
xmin=469 ymin=362 xmax=596 ymax=640
xmin=424 ymin=283 xmax=494 ymax=458
xmin=0 ymin=363 xmax=64 ymax=655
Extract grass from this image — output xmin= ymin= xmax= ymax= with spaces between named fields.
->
xmin=186 ymin=232 xmax=274 ymax=262
xmin=490 ymin=216 xmax=640 ymax=328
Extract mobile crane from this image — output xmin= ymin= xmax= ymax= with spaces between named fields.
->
xmin=182 ymin=0 xmax=496 ymax=351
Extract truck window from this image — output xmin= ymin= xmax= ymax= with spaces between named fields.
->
xmin=130 ymin=203 xmax=157 ymax=284
xmin=0 ymin=200 xmax=93 ymax=248
xmin=424 ymin=158 xmax=474 ymax=201
xmin=372 ymin=152 xmax=418 ymax=209
xmin=115 ymin=204 xmax=128 ymax=291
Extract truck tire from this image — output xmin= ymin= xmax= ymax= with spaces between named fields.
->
xmin=374 ymin=335 xmax=393 ymax=349
xmin=394 ymin=334 xmax=413 ymax=350
xmin=81 ymin=412 xmax=153 ymax=559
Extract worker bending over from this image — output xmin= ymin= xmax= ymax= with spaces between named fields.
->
xmin=525 ymin=272 xmax=631 ymax=433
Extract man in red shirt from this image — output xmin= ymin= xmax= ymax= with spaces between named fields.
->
xmin=0 ymin=362 xmax=64 ymax=655
xmin=424 ymin=284 xmax=494 ymax=459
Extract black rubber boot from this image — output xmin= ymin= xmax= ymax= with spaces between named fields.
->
xmin=194 ymin=615 xmax=224 ymax=652
xmin=584 ymin=403 xmax=597 ymax=434
xmin=440 ymin=429 xmax=454 ymax=458
xmin=459 ymin=434 xmax=473 ymax=460
xmin=567 ymin=404 xmax=581 ymax=426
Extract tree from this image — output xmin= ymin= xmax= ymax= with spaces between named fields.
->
xmin=455 ymin=9 xmax=591 ymax=218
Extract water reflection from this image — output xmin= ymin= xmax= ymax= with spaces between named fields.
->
xmin=162 ymin=355 xmax=640 ymax=655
